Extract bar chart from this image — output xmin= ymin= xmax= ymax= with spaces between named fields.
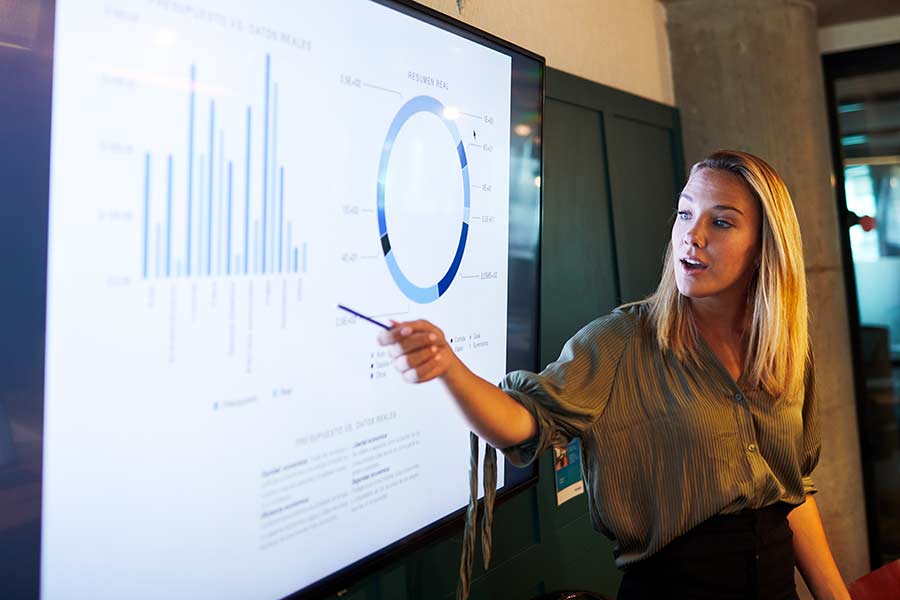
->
xmin=141 ymin=54 xmax=307 ymax=281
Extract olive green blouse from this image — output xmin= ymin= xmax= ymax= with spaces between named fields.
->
xmin=456 ymin=303 xmax=819 ymax=599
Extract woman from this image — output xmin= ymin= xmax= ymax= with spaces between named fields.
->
xmin=377 ymin=150 xmax=850 ymax=599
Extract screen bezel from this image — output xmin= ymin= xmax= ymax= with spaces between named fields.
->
xmin=0 ymin=1 xmax=545 ymax=598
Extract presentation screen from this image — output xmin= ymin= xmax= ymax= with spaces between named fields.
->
xmin=0 ymin=1 xmax=543 ymax=599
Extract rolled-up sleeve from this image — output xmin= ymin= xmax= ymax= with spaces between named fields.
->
xmin=499 ymin=311 xmax=636 ymax=466
xmin=800 ymin=356 xmax=821 ymax=495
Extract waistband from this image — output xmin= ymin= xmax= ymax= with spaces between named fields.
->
xmin=697 ymin=501 xmax=794 ymax=531
xmin=634 ymin=502 xmax=796 ymax=569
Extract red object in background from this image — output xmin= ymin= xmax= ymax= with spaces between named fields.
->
xmin=859 ymin=215 xmax=877 ymax=232
xmin=847 ymin=211 xmax=878 ymax=232
xmin=849 ymin=559 xmax=900 ymax=599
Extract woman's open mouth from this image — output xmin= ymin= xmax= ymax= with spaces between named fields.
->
xmin=680 ymin=257 xmax=708 ymax=275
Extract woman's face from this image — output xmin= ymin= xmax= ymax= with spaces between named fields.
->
xmin=671 ymin=168 xmax=762 ymax=301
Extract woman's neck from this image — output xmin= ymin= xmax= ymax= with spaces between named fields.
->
xmin=689 ymin=289 xmax=750 ymax=346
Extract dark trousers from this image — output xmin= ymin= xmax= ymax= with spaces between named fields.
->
xmin=617 ymin=502 xmax=799 ymax=600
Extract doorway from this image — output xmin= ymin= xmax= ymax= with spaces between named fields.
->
xmin=824 ymin=42 xmax=900 ymax=568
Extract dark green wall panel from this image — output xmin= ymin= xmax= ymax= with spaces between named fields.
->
xmin=540 ymin=98 xmax=620 ymax=369
xmin=605 ymin=116 xmax=680 ymax=303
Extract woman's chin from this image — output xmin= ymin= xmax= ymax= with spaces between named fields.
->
xmin=675 ymin=280 xmax=716 ymax=299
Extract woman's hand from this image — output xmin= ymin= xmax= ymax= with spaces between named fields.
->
xmin=375 ymin=318 xmax=538 ymax=448
xmin=377 ymin=319 xmax=461 ymax=383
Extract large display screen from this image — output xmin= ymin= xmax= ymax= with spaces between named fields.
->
xmin=0 ymin=1 xmax=543 ymax=599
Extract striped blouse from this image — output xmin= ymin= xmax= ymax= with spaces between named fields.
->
xmin=456 ymin=303 xmax=820 ymax=598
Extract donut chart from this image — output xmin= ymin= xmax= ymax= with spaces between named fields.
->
xmin=376 ymin=95 xmax=470 ymax=303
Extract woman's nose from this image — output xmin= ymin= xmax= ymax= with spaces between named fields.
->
xmin=683 ymin=223 xmax=705 ymax=248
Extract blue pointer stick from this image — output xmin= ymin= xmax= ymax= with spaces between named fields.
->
xmin=337 ymin=304 xmax=391 ymax=330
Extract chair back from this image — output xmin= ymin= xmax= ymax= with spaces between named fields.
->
xmin=849 ymin=559 xmax=900 ymax=600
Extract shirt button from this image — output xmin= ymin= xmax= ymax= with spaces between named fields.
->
xmin=735 ymin=393 xmax=744 ymax=402
xmin=747 ymin=443 xmax=758 ymax=453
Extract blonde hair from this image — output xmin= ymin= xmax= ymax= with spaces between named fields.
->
xmin=644 ymin=150 xmax=809 ymax=400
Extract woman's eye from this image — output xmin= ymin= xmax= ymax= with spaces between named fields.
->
xmin=714 ymin=219 xmax=733 ymax=228
xmin=677 ymin=211 xmax=691 ymax=220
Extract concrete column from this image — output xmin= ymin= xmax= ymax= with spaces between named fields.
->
xmin=663 ymin=0 xmax=870 ymax=595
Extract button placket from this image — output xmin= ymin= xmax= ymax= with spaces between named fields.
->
xmin=727 ymin=390 xmax=757 ymax=492
xmin=733 ymin=391 xmax=758 ymax=455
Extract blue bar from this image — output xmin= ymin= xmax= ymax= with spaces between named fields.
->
xmin=302 ymin=242 xmax=307 ymax=273
xmin=186 ymin=64 xmax=196 ymax=276
xmin=155 ymin=223 xmax=161 ymax=278
xmin=271 ymin=82 xmax=278 ymax=273
xmin=166 ymin=154 xmax=173 ymax=277
xmin=262 ymin=53 xmax=270 ymax=274
xmin=279 ymin=166 xmax=284 ymax=273
xmin=143 ymin=153 xmax=150 ymax=278
xmin=218 ymin=130 xmax=224 ymax=275
xmin=293 ymin=247 xmax=298 ymax=273
xmin=286 ymin=222 xmax=292 ymax=276
xmin=244 ymin=106 xmax=251 ymax=275
xmin=207 ymin=100 xmax=215 ymax=276
xmin=198 ymin=155 xmax=204 ymax=275
xmin=254 ymin=219 xmax=260 ymax=274
xmin=227 ymin=161 xmax=233 ymax=275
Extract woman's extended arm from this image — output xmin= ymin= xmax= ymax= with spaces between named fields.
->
xmin=377 ymin=319 xmax=537 ymax=449
xmin=787 ymin=495 xmax=851 ymax=600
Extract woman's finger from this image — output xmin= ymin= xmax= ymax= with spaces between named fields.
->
xmin=408 ymin=319 xmax=442 ymax=335
xmin=403 ymin=352 xmax=445 ymax=383
xmin=377 ymin=320 xmax=424 ymax=346
xmin=399 ymin=330 xmax=441 ymax=353
xmin=393 ymin=344 xmax=438 ymax=373
xmin=386 ymin=332 xmax=440 ymax=358
xmin=377 ymin=324 xmax=408 ymax=346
